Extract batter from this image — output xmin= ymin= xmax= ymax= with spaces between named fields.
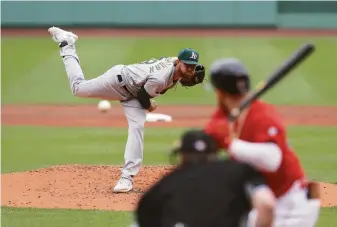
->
xmin=205 ymin=58 xmax=321 ymax=227
xmin=48 ymin=27 xmax=206 ymax=193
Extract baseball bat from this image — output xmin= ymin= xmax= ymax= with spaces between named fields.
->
xmin=228 ymin=43 xmax=315 ymax=122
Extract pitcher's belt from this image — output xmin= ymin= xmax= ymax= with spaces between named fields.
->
xmin=117 ymin=74 xmax=132 ymax=96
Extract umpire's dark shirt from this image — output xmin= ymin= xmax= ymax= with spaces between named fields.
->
xmin=135 ymin=159 xmax=265 ymax=227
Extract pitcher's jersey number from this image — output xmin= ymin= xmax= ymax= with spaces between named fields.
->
xmin=138 ymin=57 xmax=169 ymax=73
xmin=139 ymin=57 xmax=167 ymax=65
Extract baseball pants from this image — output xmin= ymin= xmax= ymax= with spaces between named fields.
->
xmin=62 ymin=51 xmax=147 ymax=181
xmin=247 ymin=180 xmax=321 ymax=227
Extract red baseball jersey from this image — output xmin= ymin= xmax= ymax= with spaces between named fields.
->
xmin=204 ymin=100 xmax=305 ymax=197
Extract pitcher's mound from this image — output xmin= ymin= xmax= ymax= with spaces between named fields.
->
xmin=1 ymin=164 xmax=174 ymax=211
xmin=1 ymin=164 xmax=337 ymax=211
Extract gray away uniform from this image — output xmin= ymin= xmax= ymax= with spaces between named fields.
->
xmin=60 ymin=45 xmax=177 ymax=179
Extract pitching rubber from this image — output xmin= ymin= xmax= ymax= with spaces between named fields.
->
xmin=146 ymin=113 xmax=173 ymax=122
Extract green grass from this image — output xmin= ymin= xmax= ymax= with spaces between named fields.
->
xmin=1 ymin=207 xmax=336 ymax=227
xmin=2 ymin=37 xmax=337 ymax=105
xmin=286 ymin=126 xmax=337 ymax=182
xmin=2 ymin=126 xmax=337 ymax=180
xmin=318 ymin=207 xmax=337 ymax=227
xmin=1 ymin=207 xmax=133 ymax=227
xmin=1 ymin=126 xmax=187 ymax=173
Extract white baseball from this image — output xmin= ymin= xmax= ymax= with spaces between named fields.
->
xmin=97 ymin=100 xmax=111 ymax=112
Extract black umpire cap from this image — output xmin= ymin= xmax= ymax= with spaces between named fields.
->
xmin=210 ymin=58 xmax=251 ymax=95
xmin=171 ymin=129 xmax=218 ymax=155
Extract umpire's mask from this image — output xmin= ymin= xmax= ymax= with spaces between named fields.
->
xmin=169 ymin=129 xmax=219 ymax=165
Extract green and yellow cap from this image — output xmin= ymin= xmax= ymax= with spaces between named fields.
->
xmin=178 ymin=48 xmax=199 ymax=65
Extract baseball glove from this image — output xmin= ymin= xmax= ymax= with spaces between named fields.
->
xmin=180 ymin=64 xmax=206 ymax=87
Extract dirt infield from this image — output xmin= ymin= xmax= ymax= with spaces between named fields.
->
xmin=2 ymin=104 xmax=337 ymax=127
xmin=1 ymin=104 xmax=337 ymax=211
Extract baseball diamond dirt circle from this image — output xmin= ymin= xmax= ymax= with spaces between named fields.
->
xmin=1 ymin=104 xmax=337 ymax=211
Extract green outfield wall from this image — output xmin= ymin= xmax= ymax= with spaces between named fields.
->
xmin=1 ymin=1 xmax=337 ymax=29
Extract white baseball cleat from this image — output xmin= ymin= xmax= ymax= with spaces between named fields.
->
xmin=113 ymin=177 xmax=133 ymax=193
xmin=48 ymin=26 xmax=78 ymax=47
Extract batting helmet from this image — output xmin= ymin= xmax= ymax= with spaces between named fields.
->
xmin=210 ymin=58 xmax=251 ymax=95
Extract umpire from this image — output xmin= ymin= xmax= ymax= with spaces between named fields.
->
xmin=133 ymin=129 xmax=276 ymax=227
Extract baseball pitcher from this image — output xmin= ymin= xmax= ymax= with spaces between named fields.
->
xmin=48 ymin=27 xmax=206 ymax=193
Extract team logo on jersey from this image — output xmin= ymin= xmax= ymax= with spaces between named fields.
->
xmin=190 ymin=52 xmax=198 ymax=60
xmin=268 ymin=126 xmax=278 ymax=137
